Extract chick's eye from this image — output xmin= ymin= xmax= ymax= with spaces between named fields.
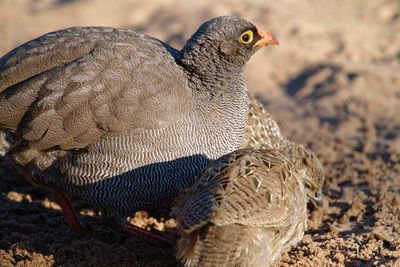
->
xmin=240 ymin=30 xmax=253 ymax=44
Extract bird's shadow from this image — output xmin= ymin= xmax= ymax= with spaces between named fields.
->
xmin=0 ymin=157 xmax=180 ymax=266
xmin=283 ymin=63 xmax=342 ymax=102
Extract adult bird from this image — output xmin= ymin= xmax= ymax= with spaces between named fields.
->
xmin=0 ymin=16 xmax=278 ymax=243
xmin=174 ymin=97 xmax=324 ymax=266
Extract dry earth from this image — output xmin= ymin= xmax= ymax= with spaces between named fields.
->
xmin=0 ymin=0 xmax=399 ymax=266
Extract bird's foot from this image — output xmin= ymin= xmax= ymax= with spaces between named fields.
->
xmin=53 ymin=192 xmax=84 ymax=233
xmin=53 ymin=193 xmax=173 ymax=245
xmin=109 ymin=221 xmax=174 ymax=246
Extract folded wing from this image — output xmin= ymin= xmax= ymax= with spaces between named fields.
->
xmin=0 ymin=27 xmax=189 ymax=151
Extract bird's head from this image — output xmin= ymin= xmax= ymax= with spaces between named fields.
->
xmin=178 ymin=16 xmax=278 ymax=75
xmin=296 ymin=146 xmax=325 ymax=207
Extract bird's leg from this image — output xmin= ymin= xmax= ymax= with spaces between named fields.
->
xmin=122 ymin=223 xmax=175 ymax=246
xmin=102 ymin=216 xmax=174 ymax=246
xmin=53 ymin=192 xmax=84 ymax=233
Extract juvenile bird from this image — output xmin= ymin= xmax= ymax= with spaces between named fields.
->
xmin=174 ymin=97 xmax=324 ymax=266
xmin=0 ymin=16 xmax=278 ymax=242
xmin=241 ymin=95 xmax=324 ymax=203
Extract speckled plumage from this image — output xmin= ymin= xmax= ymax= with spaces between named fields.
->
xmin=0 ymin=16 xmax=278 ymax=229
xmin=240 ymin=95 xmax=283 ymax=149
xmin=241 ymin=96 xmax=324 ymax=202
xmin=174 ymin=97 xmax=324 ymax=266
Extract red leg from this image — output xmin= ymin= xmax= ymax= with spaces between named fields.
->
xmin=110 ymin=222 xmax=174 ymax=246
xmin=53 ymin=192 xmax=84 ymax=233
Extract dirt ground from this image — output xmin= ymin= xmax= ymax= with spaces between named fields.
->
xmin=0 ymin=0 xmax=399 ymax=266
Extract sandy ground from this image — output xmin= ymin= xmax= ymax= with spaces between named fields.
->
xmin=0 ymin=0 xmax=399 ymax=266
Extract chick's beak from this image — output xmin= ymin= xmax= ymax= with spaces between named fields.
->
xmin=253 ymin=29 xmax=279 ymax=48
xmin=311 ymin=188 xmax=323 ymax=207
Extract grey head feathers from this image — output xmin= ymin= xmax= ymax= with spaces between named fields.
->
xmin=178 ymin=16 xmax=264 ymax=77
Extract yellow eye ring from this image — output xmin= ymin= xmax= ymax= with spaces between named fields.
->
xmin=239 ymin=30 xmax=253 ymax=44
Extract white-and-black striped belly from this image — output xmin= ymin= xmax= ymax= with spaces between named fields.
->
xmin=51 ymin=118 xmax=244 ymax=215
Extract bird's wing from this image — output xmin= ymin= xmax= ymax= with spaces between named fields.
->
xmin=0 ymin=27 xmax=189 ymax=150
xmin=178 ymin=148 xmax=302 ymax=232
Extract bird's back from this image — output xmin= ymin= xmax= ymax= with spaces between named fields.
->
xmin=175 ymin=148 xmax=308 ymax=267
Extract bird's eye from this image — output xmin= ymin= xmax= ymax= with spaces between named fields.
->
xmin=239 ymin=30 xmax=253 ymax=44
xmin=305 ymin=182 xmax=312 ymax=190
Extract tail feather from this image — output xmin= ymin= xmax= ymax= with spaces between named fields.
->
xmin=177 ymin=224 xmax=256 ymax=267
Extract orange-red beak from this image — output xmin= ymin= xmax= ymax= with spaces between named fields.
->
xmin=253 ymin=29 xmax=279 ymax=48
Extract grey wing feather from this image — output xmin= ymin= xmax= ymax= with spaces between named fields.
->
xmin=0 ymin=27 xmax=189 ymax=151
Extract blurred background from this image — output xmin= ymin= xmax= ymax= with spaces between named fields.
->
xmin=0 ymin=0 xmax=399 ymax=266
